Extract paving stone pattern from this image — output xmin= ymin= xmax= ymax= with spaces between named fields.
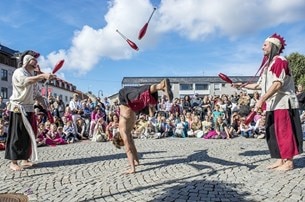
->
xmin=1 ymin=137 xmax=305 ymax=202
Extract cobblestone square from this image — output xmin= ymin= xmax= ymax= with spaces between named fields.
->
xmin=1 ymin=137 xmax=305 ymax=202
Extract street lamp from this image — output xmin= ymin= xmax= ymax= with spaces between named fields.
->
xmin=98 ymin=90 xmax=103 ymax=98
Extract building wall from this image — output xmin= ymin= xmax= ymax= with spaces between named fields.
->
xmin=0 ymin=44 xmax=78 ymax=104
xmin=121 ymin=77 xmax=259 ymax=100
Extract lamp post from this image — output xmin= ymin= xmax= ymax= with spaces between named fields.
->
xmin=98 ymin=90 xmax=103 ymax=98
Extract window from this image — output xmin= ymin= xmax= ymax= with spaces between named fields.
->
xmin=1 ymin=69 xmax=8 ymax=81
xmin=180 ymin=84 xmax=193 ymax=90
xmin=195 ymin=84 xmax=209 ymax=90
xmin=1 ymin=87 xmax=8 ymax=99
xmin=214 ymin=84 xmax=220 ymax=90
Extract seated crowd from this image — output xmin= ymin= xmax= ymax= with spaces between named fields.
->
xmin=1 ymin=90 xmax=305 ymax=151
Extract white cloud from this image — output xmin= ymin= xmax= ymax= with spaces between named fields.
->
xmin=157 ymin=0 xmax=305 ymax=39
xmin=43 ymin=0 xmax=305 ymax=75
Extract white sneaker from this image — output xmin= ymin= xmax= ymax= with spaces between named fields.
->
xmin=257 ymin=134 xmax=265 ymax=139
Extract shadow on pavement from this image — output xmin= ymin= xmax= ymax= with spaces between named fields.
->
xmin=149 ymin=179 xmax=254 ymax=202
xmin=36 ymin=150 xmax=166 ymax=168
xmin=239 ymin=150 xmax=269 ymax=156
xmin=91 ymin=173 xmax=255 ymax=202
xmin=140 ymin=150 xmax=257 ymax=174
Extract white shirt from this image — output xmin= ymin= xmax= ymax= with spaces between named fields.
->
xmin=9 ymin=67 xmax=39 ymax=112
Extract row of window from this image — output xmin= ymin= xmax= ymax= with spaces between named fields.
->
xmin=1 ymin=87 xmax=8 ymax=99
xmin=1 ymin=69 xmax=8 ymax=81
xmin=179 ymin=83 xmax=225 ymax=91
xmin=0 ymin=55 xmax=17 ymax=67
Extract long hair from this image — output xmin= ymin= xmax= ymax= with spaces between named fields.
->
xmin=267 ymin=43 xmax=280 ymax=65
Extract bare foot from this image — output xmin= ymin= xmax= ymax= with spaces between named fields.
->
xmin=124 ymin=169 xmax=136 ymax=174
xmin=134 ymin=160 xmax=139 ymax=166
xmin=266 ymin=159 xmax=284 ymax=169
xmin=21 ymin=160 xmax=34 ymax=168
xmin=10 ymin=163 xmax=23 ymax=171
xmin=274 ymin=160 xmax=294 ymax=171
xmin=162 ymin=79 xmax=173 ymax=102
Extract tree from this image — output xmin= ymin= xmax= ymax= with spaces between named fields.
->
xmin=286 ymin=52 xmax=305 ymax=86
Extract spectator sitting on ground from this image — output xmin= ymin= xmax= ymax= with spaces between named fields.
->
xmin=239 ymin=117 xmax=254 ymax=138
xmin=174 ymin=114 xmax=189 ymax=138
xmin=254 ymin=112 xmax=266 ymax=139
xmin=76 ymin=117 xmax=89 ymax=140
xmin=133 ymin=114 xmax=148 ymax=138
xmin=215 ymin=116 xmax=233 ymax=139
xmin=106 ymin=113 xmax=119 ymax=141
xmin=92 ymin=117 xmax=107 ymax=142
xmin=212 ymin=104 xmax=224 ymax=124
xmin=0 ymin=124 xmax=7 ymax=150
xmin=63 ymin=120 xmax=77 ymax=143
xmin=201 ymin=115 xmax=213 ymax=137
xmin=230 ymin=112 xmax=241 ymax=136
xmin=45 ymin=123 xmax=66 ymax=145
xmin=188 ymin=115 xmax=203 ymax=138
xmin=36 ymin=123 xmax=47 ymax=147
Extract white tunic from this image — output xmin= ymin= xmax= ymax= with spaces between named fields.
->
xmin=258 ymin=56 xmax=299 ymax=111
xmin=9 ymin=67 xmax=39 ymax=112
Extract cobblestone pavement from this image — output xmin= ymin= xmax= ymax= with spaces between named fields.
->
xmin=1 ymin=137 xmax=305 ymax=202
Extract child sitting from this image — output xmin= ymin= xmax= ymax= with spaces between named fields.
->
xmin=92 ymin=118 xmax=107 ymax=142
xmin=45 ymin=123 xmax=66 ymax=146
xmin=63 ymin=120 xmax=77 ymax=143
xmin=0 ymin=124 xmax=7 ymax=150
xmin=240 ymin=117 xmax=254 ymax=138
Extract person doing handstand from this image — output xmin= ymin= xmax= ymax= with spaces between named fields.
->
xmin=113 ymin=78 xmax=173 ymax=174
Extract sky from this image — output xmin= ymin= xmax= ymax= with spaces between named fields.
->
xmin=1 ymin=0 xmax=305 ymax=97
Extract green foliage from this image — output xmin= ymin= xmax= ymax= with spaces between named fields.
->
xmin=287 ymin=52 xmax=305 ymax=86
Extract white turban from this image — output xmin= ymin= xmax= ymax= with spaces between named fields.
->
xmin=265 ymin=37 xmax=282 ymax=50
xmin=22 ymin=55 xmax=36 ymax=68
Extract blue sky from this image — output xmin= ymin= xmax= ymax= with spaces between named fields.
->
xmin=1 ymin=0 xmax=305 ymax=97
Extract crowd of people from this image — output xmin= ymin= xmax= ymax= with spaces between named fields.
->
xmin=0 ymin=90 xmax=282 ymax=149
xmin=1 ymin=86 xmax=305 ymax=152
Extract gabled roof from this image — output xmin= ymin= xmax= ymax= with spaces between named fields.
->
xmin=0 ymin=44 xmax=19 ymax=56
xmin=122 ymin=76 xmax=258 ymax=85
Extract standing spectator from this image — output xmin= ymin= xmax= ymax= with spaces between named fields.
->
xmin=53 ymin=96 xmax=65 ymax=118
xmin=170 ymin=98 xmax=181 ymax=116
xmin=233 ymin=33 xmax=303 ymax=170
xmin=191 ymin=93 xmax=202 ymax=109
xmin=296 ymin=84 xmax=305 ymax=114
xmin=201 ymin=95 xmax=212 ymax=117
xmin=0 ymin=96 xmax=6 ymax=119
xmin=212 ymin=104 xmax=224 ymax=124
xmin=182 ymin=95 xmax=192 ymax=111
xmin=69 ymin=93 xmax=82 ymax=128
xmin=250 ymin=91 xmax=260 ymax=108
xmin=5 ymin=51 xmax=55 ymax=171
